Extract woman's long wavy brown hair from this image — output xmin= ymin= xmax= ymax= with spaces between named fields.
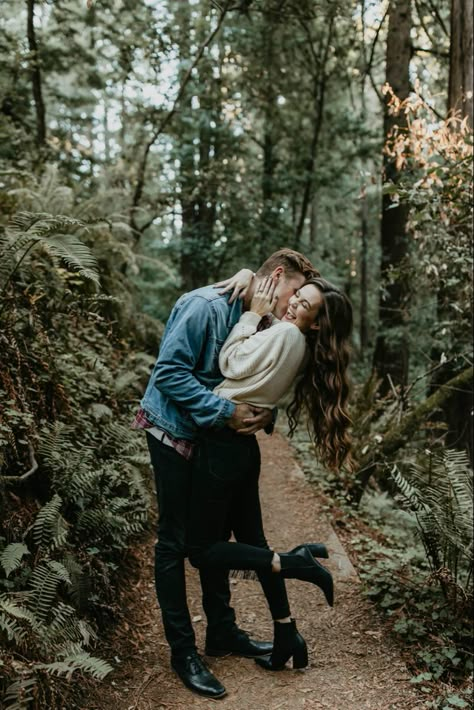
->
xmin=287 ymin=277 xmax=353 ymax=471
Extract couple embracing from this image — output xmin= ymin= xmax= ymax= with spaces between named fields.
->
xmin=133 ymin=249 xmax=353 ymax=699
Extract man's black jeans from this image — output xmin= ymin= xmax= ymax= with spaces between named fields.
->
xmin=146 ymin=432 xmax=237 ymax=659
xmin=188 ymin=428 xmax=291 ymax=620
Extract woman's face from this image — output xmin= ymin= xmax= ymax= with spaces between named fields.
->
xmin=281 ymin=284 xmax=324 ymax=333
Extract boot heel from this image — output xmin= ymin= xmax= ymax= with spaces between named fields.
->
xmin=292 ymin=642 xmax=308 ymax=669
xmin=255 ymin=619 xmax=308 ymax=671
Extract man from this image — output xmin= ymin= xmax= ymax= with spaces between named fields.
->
xmin=133 ymin=249 xmax=316 ymax=698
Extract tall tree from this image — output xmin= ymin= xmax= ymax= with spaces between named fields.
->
xmin=27 ymin=0 xmax=46 ymax=148
xmin=448 ymin=0 xmax=473 ymax=125
xmin=372 ymin=0 xmax=412 ymax=396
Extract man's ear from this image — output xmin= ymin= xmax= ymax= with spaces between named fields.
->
xmin=272 ymin=266 xmax=284 ymax=281
xmin=309 ymin=322 xmax=320 ymax=331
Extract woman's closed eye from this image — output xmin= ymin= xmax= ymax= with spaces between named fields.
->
xmin=295 ymin=292 xmax=310 ymax=310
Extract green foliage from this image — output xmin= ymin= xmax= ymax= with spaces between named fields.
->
xmin=32 ymin=495 xmax=69 ymax=550
xmin=0 ymin=1 xmax=470 ymax=706
xmin=357 ymin=532 xmax=472 ymax=684
xmin=0 ymin=211 xmax=100 ymax=294
xmin=383 ymin=92 xmax=473 ymax=381
xmin=0 ymin=544 xmax=30 ymax=578
xmin=0 ymin=174 xmax=155 ymax=707
xmin=390 ymin=449 xmax=473 ymax=595
xmin=36 ymin=650 xmax=113 ymax=680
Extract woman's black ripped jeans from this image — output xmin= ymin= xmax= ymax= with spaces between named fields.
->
xmin=187 ymin=427 xmax=290 ymax=620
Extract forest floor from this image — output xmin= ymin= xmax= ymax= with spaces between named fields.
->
xmin=86 ymin=431 xmax=429 ymax=710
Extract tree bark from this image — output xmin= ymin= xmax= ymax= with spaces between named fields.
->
xmin=372 ymin=0 xmax=412 ymax=397
xmin=427 ymin=0 xmax=474 ymax=463
xmin=259 ymin=15 xmax=278 ymax=262
xmin=26 ymin=0 xmax=46 ymax=147
xmin=359 ymin=186 xmax=369 ymax=353
xmin=448 ymin=0 xmax=473 ymax=126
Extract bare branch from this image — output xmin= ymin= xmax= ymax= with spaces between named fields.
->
xmin=413 ymin=0 xmax=438 ymax=46
xmin=412 ymin=45 xmax=449 ymax=57
xmin=367 ymin=70 xmax=384 ymax=104
xmin=423 ymin=0 xmax=449 ymax=36
xmin=364 ymin=8 xmax=390 ymax=81
xmin=1 ymin=442 xmax=38 ymax=484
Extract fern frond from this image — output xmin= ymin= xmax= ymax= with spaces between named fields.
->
xmin=390 ymin=465 xmax=426 ymax=512
xmin=62 ymin=553 xmax=90 ymax=612
xmin=32 ymin=494 xmax=68 ymax=550
xmin=0 ymin=612 xmax=28 ymax=643
xmin=392 ymin=449 xmax=474 ymax=590
xmin=3 ymin=675 xmax=37 ymax=710
xmin=41 ymin=232 xmax=100 ymax=285
xmin=0 ymin=543 xmax=30 ymax=578
xmin=36 ymin=651 xmax=112 ymax=680
xmin=76 ymin=509 xmax=116 ymax=539
xmin=38 ymin=422 xmax=73 ymax=467
xmin=0 ymin=596 xmax=36 ymax=624
xmin=28 ymin=561 xmax=71 ymax=622
xmin=0 ymin=211 xmax=100 ymax=291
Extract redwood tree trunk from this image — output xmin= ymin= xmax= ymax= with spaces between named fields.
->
xmin=359 ymin=187 xmax=369 ymax=353
xmin=428 ymin=0 xmax=474 ymax=463
xmin=372 ymin=0 xmax=412 ymax=396
xmin=448 ymin=0 xmax=473 ymax=126
xmin=27 ymin=0 xmax=46 ymax=147
xmin=259 ymin=16 xmax=277 ymax=262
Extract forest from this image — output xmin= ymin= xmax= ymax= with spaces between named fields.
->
xmin=0 ymin=0 xmax=472 ymax=708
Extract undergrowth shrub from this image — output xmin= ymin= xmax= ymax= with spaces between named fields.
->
xmin=0 ymin=168 xmax=158 ymax=708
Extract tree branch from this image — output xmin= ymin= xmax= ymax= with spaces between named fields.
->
xmin=1 ymin=442 xmax=39 ymax=484
xmin=364 ymin=8 xmax=390 ymax=81
xmin=424 ymin=0 xmax=449 ymax=36
xmin=412 ymin=45 xmax=449 ymax=57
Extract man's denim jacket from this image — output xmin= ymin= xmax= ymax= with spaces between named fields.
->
xmin=140 ymin=286 xmax=243 ymax=441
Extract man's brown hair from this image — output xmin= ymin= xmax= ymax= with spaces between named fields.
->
xmin=256 ymin=248 xmax=319 ymax=280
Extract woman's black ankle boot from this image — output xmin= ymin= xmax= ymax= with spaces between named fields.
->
xmin=279 ymin=545 xmax=334 ymax=607
xmin=288 ymin=542 xmax=329 ymax=559
xmin=255 ymin=619 xmax=308 ymax=671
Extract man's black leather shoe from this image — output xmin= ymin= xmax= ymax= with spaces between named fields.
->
xmin=171 ymin=652 xmax=226 ymax=698
xmin=205 ymin=629 xmax=273 ymax=658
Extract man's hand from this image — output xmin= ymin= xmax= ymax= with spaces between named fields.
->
xmin=228 ymin=404 xmax=273 ymax=435
xmin=214 ymin=269 xmax=254 ymax=304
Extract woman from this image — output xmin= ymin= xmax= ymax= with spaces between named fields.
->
xmin=187 ymin=276 xmax=353 ymax=671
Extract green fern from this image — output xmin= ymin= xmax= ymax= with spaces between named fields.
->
xmin=0 ymin=211 xmax=100 ymax=293
xmin=3 ymin=675 xmax=37 ymax=710
xmin=62 ymin=553 xmax=91 ymax=613
xmin=36 ymin=651 xmax=113 ymax=680
xmin=0 ymin=543 xmax=30 ymax=578
xmin=9 ymin=163 xmax=75 ymax=214
xmin=0 ymin=612 xmax=28 ymax=644
xmin=28 ymin=561 xmax=71 ymax=622
xmin=391 ymin=449 xmax=473 ymax=591
xmin=0 ymin=595 xmax=35 ymax=621
xmin=37 ymin=601 xmax=89 ymax=649
xmin=32 ymin=495 xmax=68 ymax=550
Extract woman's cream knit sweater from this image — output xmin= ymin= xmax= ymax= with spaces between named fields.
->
xmin=214 ymin=311 xmax=308 ymax=409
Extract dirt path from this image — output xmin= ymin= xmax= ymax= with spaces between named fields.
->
xmin=89 ymin=432 xmax=426 ymax=710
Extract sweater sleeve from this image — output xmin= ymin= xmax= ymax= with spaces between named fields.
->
xmin=218 ymin=315 xmax=306 ymax=383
